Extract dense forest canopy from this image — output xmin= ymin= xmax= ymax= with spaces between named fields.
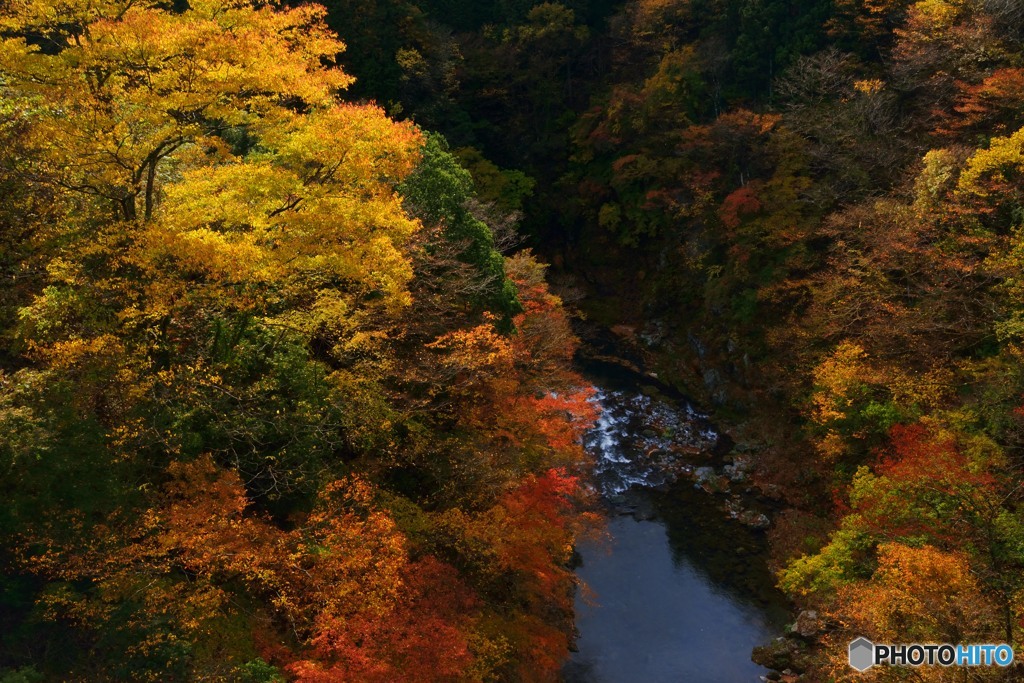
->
xmin=0 ymin=1 xmax=598 ymax=680
xmin=5 ymin=0 xmax=1024 ymax=680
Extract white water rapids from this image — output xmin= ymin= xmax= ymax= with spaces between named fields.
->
xmin=584 ymin=388 xmax=718 ymax=496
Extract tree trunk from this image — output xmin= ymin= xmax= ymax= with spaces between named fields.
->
xmin=120 ymin=192 xmax=137 ymax=221
xmin=145 ymin=159 xmax=158 ymax=221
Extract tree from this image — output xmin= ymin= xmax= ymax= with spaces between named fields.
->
xmin=945 ymin=68 xmax=1024 ymax=138
xmin=819 ymin=543 xmax=1002 ymax=681
xmin=782 ymin=420 xmax=1024 ymax=665
xmin=0 ymin=0 xmax=352 ymax=222
xmin=400 ymin=133 xmax=521 ymax=322
xmin=0 ymin=1 xmax=475 ymax=678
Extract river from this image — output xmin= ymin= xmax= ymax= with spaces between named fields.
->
xmin=564 ymin=368 xmax=791 ymax=682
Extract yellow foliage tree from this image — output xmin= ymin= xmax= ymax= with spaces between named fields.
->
xmin=2 ymin=0 xmax=424 ymax=418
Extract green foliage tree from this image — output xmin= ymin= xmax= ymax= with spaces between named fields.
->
xmin=400 ymin=133 xmax=521 ymax=322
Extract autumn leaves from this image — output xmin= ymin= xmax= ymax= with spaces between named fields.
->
xmin=0 ymin=1 xmax=595 ymax=680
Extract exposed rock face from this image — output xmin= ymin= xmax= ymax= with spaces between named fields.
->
xmin=702 ymin=367 xmax=728 ymax=405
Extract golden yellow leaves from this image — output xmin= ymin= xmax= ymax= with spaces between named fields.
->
xmin=426 ymin=324 xmax=515 ymax=375
xmin=810 ymin=341 xmax=954 ymax=461
xmin=164 ymin=163 xmax=294 ymax=232
xmin=5 ymin=0 xmax=351 ymax=108
xmin=33 ymin=334 xmax=124 ymax=369
xmin=812 ymin=342 xmax=872 ymax=426
xmin=269 ymin=104 xmax=423 ymax=192
xmin=957 ymin=126 xmax=1024 ymax=198
xmin=144 ymin=103 xmax=422 ymax=320
xmin=0 ymin=0 xmax=137 ymax=33
xmin=904 ymin=0 xmax=964 ymax=33
xmin=838 ymin=543 xmax=995 ymax=643
xmin=0 ymin=0 xmax=355 ymax=224
xmin=853 ymin=78 xmax=885 ymax=96
xmin=2 ymin=0 xmax=428 ymax=378
xmin=914 ymin=148 xmax=961 ymax=211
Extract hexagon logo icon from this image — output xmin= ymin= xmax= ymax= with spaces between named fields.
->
xmin=849 ymin=637 xmax=875 ymax=672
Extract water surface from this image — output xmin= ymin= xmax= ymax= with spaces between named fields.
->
xmin=565 ymin=379 xmax=789 ymax=682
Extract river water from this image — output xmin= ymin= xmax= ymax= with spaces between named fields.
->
xmin=564 ymin=372 xmax=790 ymax=682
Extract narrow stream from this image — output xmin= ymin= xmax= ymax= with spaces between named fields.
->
xmin=564 ymin=369 xmax=790 ymax=682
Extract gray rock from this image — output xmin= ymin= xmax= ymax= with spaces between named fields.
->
xmin=723 ymin=464 xmax=747 ymax=483
xmin=640 ymin=322 xmax=667 ymax=349
xmin=702 ymin=367 xmax=728 ymax=405
xmin=739 ymin=511 xmax=771 ymax=529
xmin=792 ymin=611 xmax=819 ymax=638
xmin=693 ymin=466 xmax=730 ymax=493
xmin=694 ymin=466 xmax=716 ymax=483
xmin=732 ymin=453 xmax=754 ymax=470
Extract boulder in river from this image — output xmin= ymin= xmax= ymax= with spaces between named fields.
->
xmin=752 ymin=638 xmax=797 ymax=671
